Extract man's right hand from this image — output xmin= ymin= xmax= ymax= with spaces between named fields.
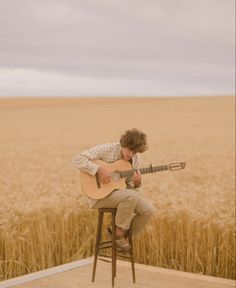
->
xmin=97 ymin=166 xmax=111 ymax=183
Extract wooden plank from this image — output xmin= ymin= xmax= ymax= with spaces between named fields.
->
xmin=0 ymin=259 xmax=235 ymax=288
xmin=0 ymin=258 xmax=93 ymax=288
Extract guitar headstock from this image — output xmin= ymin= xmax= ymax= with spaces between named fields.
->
xmin=168 ymin=162 xmax=186 ymax=171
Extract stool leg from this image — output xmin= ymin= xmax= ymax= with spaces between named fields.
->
xmin=128 ymin=229 xmax=136 ymax=283
xmin=92 ymin=211 xmax=103 ymax=282
xmin=111 ymin=211 xmax=116 ymax=287
xmin=112 ymin=211 xmax=117 ymax=278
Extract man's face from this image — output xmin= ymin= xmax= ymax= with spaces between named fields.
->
xmin=121 ymin=147 xmax=136 ymax=161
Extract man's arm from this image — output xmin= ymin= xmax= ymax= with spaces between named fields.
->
xmin=73 ymin=144 xmax=111 ymax=183
xmin=73 ymin=154 xmax=99 ymax=176
xmin=73 ymin=144 xmax=104 ymax=176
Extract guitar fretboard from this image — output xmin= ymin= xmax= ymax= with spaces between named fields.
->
xmin=120 ymin=165 xmax=169 ymax=178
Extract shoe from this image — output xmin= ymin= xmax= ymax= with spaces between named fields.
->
xmin=106 ymin=225 xmax=124 ymax=239
xmin=116 ymin=238 xmax=130 ymax=250
xmin=107 ymin=225 xmax=130 ymax=250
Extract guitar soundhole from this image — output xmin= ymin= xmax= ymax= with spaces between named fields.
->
xmin=110 ymin=171 xmax=121 ymax=182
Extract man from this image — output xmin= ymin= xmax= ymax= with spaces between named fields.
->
xmin=73 ymin=128 xmax=156 ymax=248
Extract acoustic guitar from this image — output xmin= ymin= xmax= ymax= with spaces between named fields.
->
xmin=80 ymin=159 xmax=186 ymax=200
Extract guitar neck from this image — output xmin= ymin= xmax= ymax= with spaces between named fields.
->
xmin=120 ymin=165 xmax=169 ymax=178
xmin=140 ymin=165 xmax=169 ymax=174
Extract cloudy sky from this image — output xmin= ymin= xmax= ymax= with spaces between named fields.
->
xmin=0 ymin=0 xmax=235 ymax=97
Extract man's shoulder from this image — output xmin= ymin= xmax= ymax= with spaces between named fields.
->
xmin=88 ymin=142 xmax=120 ymax=154
xmin=100 ymin=142 xmax=120 ymax=149
xmin=90 ymin=142 xmax=119 ymax=149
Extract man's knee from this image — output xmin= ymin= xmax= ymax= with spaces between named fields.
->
xmin=139 ymin=200 xmax=157 ymax=217
xmin=149 ymin=204 xmax=157 ymax=216
xmin=145 ymin=203 xmax=156 ymax=217
xmin=122 ymin=189 xmax=139 ymax=202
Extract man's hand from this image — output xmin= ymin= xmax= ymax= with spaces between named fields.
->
xmin=133 ymin=170 xmax=141 ymax=188
xmin=97 ymin=166 xmax=111 ymax=183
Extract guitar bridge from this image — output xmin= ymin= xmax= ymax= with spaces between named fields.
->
xmin=95 ymin=173 xmax=101 ymax=189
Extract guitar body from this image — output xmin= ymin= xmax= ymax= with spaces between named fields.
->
xmin=80 ymin=159 xmax=133 ymax=200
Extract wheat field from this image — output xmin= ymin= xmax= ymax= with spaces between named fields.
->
xmin=0 ymin=96 xmax=235 ymax=281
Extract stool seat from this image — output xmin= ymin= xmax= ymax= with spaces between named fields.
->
xmin=92 ymin=208 xmax=135 ymax=287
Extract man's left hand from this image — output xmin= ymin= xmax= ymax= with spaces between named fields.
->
xmin=133 ymin=170 xmax=141 ymax=188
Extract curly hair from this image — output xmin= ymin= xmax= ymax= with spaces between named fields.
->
xmin=119 ymin=128 xmax=148 ymax=153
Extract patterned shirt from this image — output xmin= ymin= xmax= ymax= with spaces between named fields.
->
xmin=73 ymin=142 xmax=143 ymax=207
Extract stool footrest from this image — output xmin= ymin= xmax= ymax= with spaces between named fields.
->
xmin=98 ymin=253 xmax=112 ymax=258
xmin=117 ymin=253 xmax=132 ymax=259
xmin=98 ymin=257 xmax=112 ymax=263
xmin=100 ymin=240 xmax=112 ymax=245
xmin=98 ymin=245 xmax=113 ymax=249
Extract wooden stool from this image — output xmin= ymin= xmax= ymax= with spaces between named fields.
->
xmin=92 ymin=208 xmax=135 ymax=287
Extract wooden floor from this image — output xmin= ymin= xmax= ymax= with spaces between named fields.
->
xmin=1 ymin=258 xmax=235 ymax=288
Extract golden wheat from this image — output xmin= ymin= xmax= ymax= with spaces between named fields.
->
xmin=0 ymin=96 xmax=235 ymax=280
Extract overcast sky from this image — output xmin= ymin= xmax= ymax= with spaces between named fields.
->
xmin=0 ymin=0 xmax=235 ymax=97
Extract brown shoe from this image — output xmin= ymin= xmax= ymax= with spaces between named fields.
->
xmin=116 ymin=238 xmax=130 ymax=250
xmin=107 ymin=225 xmax=126 ymax=239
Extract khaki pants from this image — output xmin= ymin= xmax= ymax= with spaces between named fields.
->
xmin=92 ymin=189 xmax=156 ymax=237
